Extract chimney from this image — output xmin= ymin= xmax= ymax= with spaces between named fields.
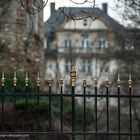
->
xmin=50 ymin=3 xmax=55 ymax=16
xmin=102 ymin=3 xmax=108 ymax=14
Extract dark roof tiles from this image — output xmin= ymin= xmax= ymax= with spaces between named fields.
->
xmin=45 ymin=7 xmax=124 ymax=33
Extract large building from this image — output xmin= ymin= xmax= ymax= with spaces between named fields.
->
xmin=0 ymin=0 xmax=44 ymax=79
xmin=45 ymin=3 xmax=126 ymax=93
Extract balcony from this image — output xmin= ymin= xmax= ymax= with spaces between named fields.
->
xmin=57 ymin=47 xmax=112 ymax=57
xmin=58 ymin=47 xmax=92 ymax=53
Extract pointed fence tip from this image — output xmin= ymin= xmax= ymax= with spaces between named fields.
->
xmin=1 ymin=72 xmax=5 ymax=87
xmin=25 ymin=72 xmax=29 ymax=87
xmin=13 ymin=71 xmax=17 ymax=87
xmin=83 ymin=79 xmax=86 ymax=87
xmin=37 ymin=72 xmax=41 ymax=87
xmin=128 ymin=73 xmax=132 ymax=88
xmin=94 ymin=79 xmax=98 ymax=87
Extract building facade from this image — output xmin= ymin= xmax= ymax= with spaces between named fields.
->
xmin=0 ymin=0 xmax=44 ymax=80
xmin=45 ymin=3 xmax=124 ymax=93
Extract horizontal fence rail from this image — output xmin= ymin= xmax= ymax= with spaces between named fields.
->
xmin=0 ymin=68 xmax=140 ymax=140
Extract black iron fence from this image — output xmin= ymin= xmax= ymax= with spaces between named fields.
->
xmin=0 ymin=67 xmax=140 ymax=140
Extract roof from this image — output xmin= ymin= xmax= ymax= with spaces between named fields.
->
xmin=45 ymin=6 xmax=124 ymax=33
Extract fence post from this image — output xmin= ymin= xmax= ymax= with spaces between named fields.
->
xmin=37 ymin=72 xmax=41 ymax=139
xmin=117 ymin=74 xmax=121 ymax=140
xmin=13 ymin=72 xmax=17 ymax=133
xmin=70 ymin=65 xmax=76 ymax=140
xmin=105 ymin=79 xmax=109 ymax=140
xmin=60 ymin=78 xmax=63 ymax=140
xmin=1 ymin=72 xmax=5 ymax=132
xmin=83 ymin=79 xmax=86 ymax=140
xmin=94 ymin=79 xmax=98 ymax=139
xmin=25 ymin=72 xmax=29 ymax=138
xmin=128 ymin=74 xmax=132 ymax=140
xmin=48 ymin=74 xmax=53 ymax=140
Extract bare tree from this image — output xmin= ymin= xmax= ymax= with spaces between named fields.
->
xmin=115 ymin=0 xmax=140 ymax=27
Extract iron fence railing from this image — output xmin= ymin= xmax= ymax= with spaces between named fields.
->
xmin=0 ymin=68 xmax=140 ymax=140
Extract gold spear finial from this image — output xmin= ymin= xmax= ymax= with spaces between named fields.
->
xmin=83 ymin=79 xmax=86 ymax=87
xmin=1 ymin=72 xmax=5 ymax=87
xmin=13 ymin=72 xmax=17 ymax=87
xmin=105 ymin=79 xmax=109 ymax=87
xmin=48 ymin=73 xmax=53 ymax=87
xmin=25 ymin=72 xmax=29 ymax=87
xmin=70 ymin=65 xmax=76 ymax=87
xmin=117 ymin=73 xmax=121 ymax=87
xmin=37 ymin=72 xmax=41 ymax=87
xmin=128 ymin=74 xmax=132 ymax=88
xmin=94 ymin=79 xmax=98 ymax=87
xmin=60 ymin=77 xmax=63 ymax=86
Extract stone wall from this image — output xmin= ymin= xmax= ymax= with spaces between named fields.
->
xmin=0 ymin=0 xmax=44 ymax=84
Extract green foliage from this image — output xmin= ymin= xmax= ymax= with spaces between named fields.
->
xmin=0 ymin=71 xmax=95 ymax=133
xmin=62 ymin=98 xmax=95 ymax=129
xmin=15 ymin=97 xmax=95 ymax=131
xmin=62 ymin=97 xmax=73 ymax=122
xmin=16 ymin=98 xmax=49 ymax=114
xmin=86 ymin=106 xmax=95 ymax=125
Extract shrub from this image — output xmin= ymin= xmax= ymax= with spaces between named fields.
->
xmin=16 ymin=98 xmax=49 ymax=114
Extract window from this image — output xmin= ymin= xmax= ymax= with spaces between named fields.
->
xmin=100 ymin=65 xmax=109 ymax=74
xmin=65 ymin=60 xmax=72 ymax=73
xmin=82 ymin=34 xmax=89 ymax=48
xmin=104 ymin=66 xmax=109 ymax=73
xmin=82 ymin=60 xmax=91 ymax=73
xmin=26 ymin=13 xmax=38 ymax=33
xmin=64 ymin=39 xmax=71 ymax=48
xmin=98 ymin=38 xmax=108 ymax=51
xmin=125 ymin=40 xmax=134 ymax=50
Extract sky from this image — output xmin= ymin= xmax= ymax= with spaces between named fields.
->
xmin=43 ymin=0 xmax=123 ymax=24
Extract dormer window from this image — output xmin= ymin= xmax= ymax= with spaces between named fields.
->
xmin=82 ymin=34 xmax=89 ymax=48
xmin=83 ymin=19 xmax=88 ymax=26
xmin=98 ymin=38 xmax=108 ymax=51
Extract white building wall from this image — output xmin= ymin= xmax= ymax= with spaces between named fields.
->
xmin=45 ymin=60 xmax=56 ymax=80
xmin=63 ymin=18 xmax=108 ymax=30
xmin=45 ymin=15 xmax=119 ymax=97
xmin=58 ymin=58 xmax=65 ymax=75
